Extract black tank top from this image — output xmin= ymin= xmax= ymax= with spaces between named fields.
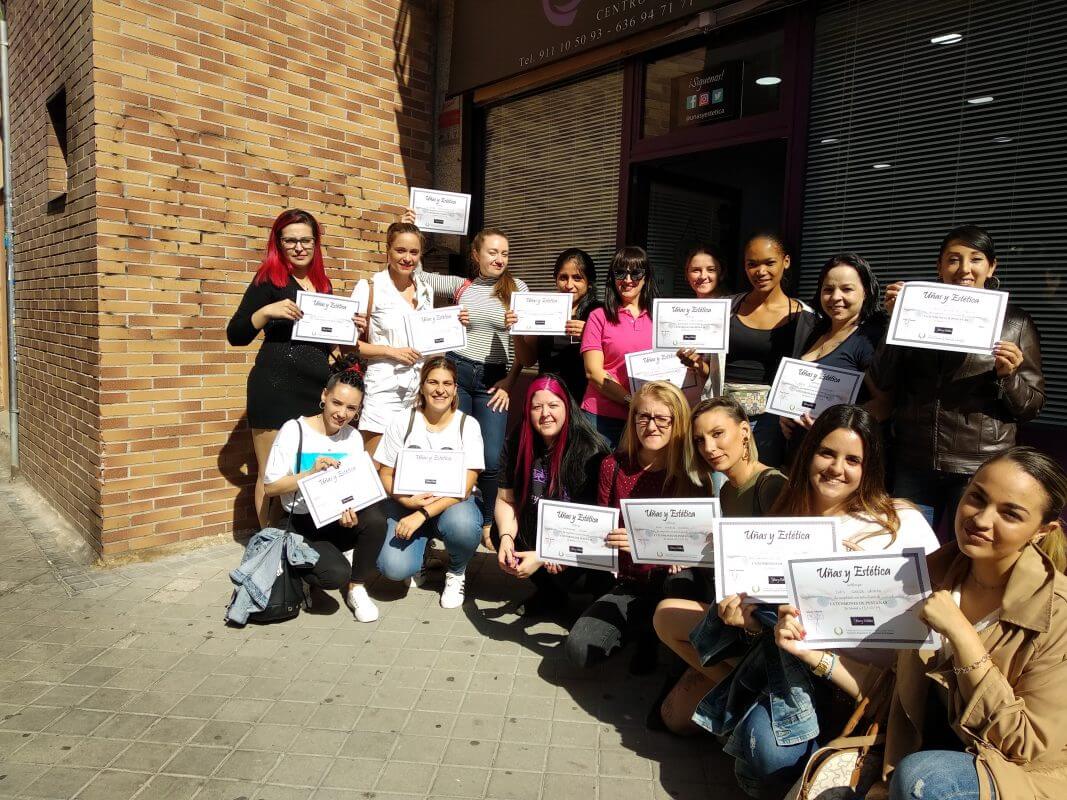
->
xmin=725 ymin=312 xmax=800 ymax=384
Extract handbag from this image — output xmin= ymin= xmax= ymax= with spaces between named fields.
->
xmin=785 ymin=675 xmax=890 ymax=800
xmin=246 ymin=423 xmax=307 ymax=624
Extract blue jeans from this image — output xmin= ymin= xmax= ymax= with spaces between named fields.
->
xmin=751 ymin=412 xmax=786 ymax=469
xmin=583 ymin=410 xmax=627 ymax=451
xmin=377 ymin=496 xmax=482 ymax=577
xmin=892 ymin=467 xmax=970 ymax=542
xmin=448 ymin=353 xmax=508 ymax=526
xmin=731 ymin=696 xmax=820 ymax=797
xmin=886 ymin=751 xmax=989 ymax=800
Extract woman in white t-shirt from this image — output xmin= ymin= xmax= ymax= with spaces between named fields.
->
xmin=263 ymin=355 xmax=389 ymax=623
xmin=374 ymin=357 xmax=485 ymax=609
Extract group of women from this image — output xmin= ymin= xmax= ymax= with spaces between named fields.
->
xmin=227 ymin=207 xmax=1067 ymax=800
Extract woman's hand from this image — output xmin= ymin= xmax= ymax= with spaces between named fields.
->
xmin=605 ymin=528 xmax=630 ymax=552
xmin=487 ymin=381 xmax=511 ymax=413
xmin=389 ymin=346 xmax=422 ymax=366
xmin=262 ymin=299 xmax=303 ymax=322
xmin=311 ymin=456 xmax=341 ymax=474
xmin=458 ymin=307 xmax=471 ymax=328
xmin=397 ymin=493 xmax=436 ymax=510
xmin=544 ymin=562 xmax=566 ymax=575
xmin=498 ymin=535 xmax=518 ymax=574
xmin=512 ymin=552 xmax=543 ymax=579
xmin=774 ymin=605 xmax=819 ymax=664
xmin=883 ymin=281 xmax=904 ymax=313
xmin=993 ymin=340 xmax=1025 ymax=378
xmin=400 ymin=207 xmax=416 ymax=225
xmin=676 ymin=348 xmax=705 ymax=370
xmin=504 ymin=309 xmax=518 ymax=330
xmin=338 ymin=508 xmax=359 ymax=528
xmin=565 ymin=318 xmax=586 ymax=339
xmin=919 ymin=590 xmax=971 ymax=638
xmin=780 ymin=412 xmax=815 ymax=439
xmin=667 ymin=564 xmax=685 ymax=575
xmin=395 ymin=512 xmax=426 ymax=540
xmin=354 ymin=313 xmax=368 ymax=337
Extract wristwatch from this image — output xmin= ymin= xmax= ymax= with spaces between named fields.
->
xmin=811 ymin=652 xmax=836 ymax=679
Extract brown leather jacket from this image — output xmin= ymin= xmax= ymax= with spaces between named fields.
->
xmin=868 ymin=304 xmax=1045 ymax=473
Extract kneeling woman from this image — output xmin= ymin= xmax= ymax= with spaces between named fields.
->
xmin=776 ymin=446 xmax=1067 ymax=800
xmin=263 ymin=356 xmax=389 ymax=623
xmin=375 ymin=357 xmax=484 ymax=610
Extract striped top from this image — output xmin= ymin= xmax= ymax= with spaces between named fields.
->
xmin=421 ymin=272 xmax=528 ymax=365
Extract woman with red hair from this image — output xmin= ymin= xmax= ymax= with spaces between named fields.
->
xmin=228 ymin=209 xmax=360 ymax=527
xmin=492 ymin=374 xmax=612 ymax=615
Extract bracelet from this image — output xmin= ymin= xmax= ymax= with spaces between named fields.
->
xmin=742 ymin=624 xmax=762 ymax=639
xmin=811 ymin=651 xmax=837 ymax=679
xmin=953 ymin=653 xmax=990 ymax=675
xmin=416 ymin=508 xmax=431 ymax=521
xmin=500 ymin=533 xmax=515 ymax=541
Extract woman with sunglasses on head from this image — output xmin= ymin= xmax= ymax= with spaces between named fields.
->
xmin=580 ymin=246 xmax=665 ymax=450
xmin=565 ymin=381 xmax=709 ymax=674
xmin=776 ymin=446 xmax=1067 ymax=800
xmin=652 ymin=406 xmax=937 ymax=783
xmin=228 ymin=209 xmax=365 ymax=528
xmin=374 ymin=357 xmax=484 ymax=610
xmin=493 ymin=374 xmax=611 ymax=616
xmin=535 ymin=248 xmax=603 ymax=402
xmin=869 ymin=225 xmax=1045 ymax=534
xmin=261 ymin=354 xmax=389 ymax=623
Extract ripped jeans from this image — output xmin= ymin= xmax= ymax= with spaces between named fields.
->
xmin=886 ymin=751 xmax=991 ymax=800
xmin=731 ymin=696 xmax=820 ymax=797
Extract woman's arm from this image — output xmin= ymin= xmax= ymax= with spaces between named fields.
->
xmin=583 ymin=350 xmax=631 ymax=406
xmin=227 ymin=282 xmax=301 ymax=346
xmin=996 ymin=314 xmax=1045 ymax=421
xmin=775 ymin=605 xmax=879 ymax=700
xmin=420 ymin=271 xmax=465 ymax=299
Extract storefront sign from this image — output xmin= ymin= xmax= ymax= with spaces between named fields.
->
xmin=670 ymin=60 xmax=742 ymax=129
xmin=449 ymin=0 xmax=727 ymax=95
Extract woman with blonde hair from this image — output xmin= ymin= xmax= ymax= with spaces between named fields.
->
xmin=564 ymin=380 xmax=710 ymax=674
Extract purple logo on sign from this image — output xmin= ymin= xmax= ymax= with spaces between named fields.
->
xmin=543 ymin=0 xmax=582 ymax=27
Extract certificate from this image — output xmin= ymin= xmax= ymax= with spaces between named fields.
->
xmin=652 ymin=299 xmax=730 ymax=352
xmin=624 ymin=349 xmax=698 ymax=394
xmin=409 ymin=187 xmax=471 ymax=236
xmin=292 ymin=291 xmax=361 ymax=346
xmin=886 ymin=281 xmax=1009 ymax=355
xmin=786 ymin=549 xmax=936 ymax=650
xmin=509 ymin=292 xmax=572 ymax=336
xmin=621 ymin=498 xmax=721 ymax=567
xmin=536 ymin=500 xmax=619 ymax=572
xmin=297 ymin=452 xmax=387 ymax=529
xmin=403 ymin=305 xmax=467 ymax=356
xmin=765 ymin=358 xmax=864 ymax=421
xmin=393 ymin=448 xmax=467 ymax=498
xmin=713 ymin=517 xmax=839 ymax=603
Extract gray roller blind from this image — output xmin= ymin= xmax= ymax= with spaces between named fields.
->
xmin=799 ymin=0 xmax=1067 ymax=423
xmin=481 ymin=70 xmax=623 ymax=292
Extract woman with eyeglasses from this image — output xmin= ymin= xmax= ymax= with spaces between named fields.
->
xmin=228 ymin=209 xmax=365 ymax=528
xmin=580 ymin=246 xmax=661 ymax=450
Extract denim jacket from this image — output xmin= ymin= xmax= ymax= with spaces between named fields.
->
xmin=225 ymin=526 xmax=319 ymax=625
xmin=689 ymin=605 xmax=820 ymax=749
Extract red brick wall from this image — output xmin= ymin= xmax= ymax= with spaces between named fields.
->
xmin=9 ymin=0 xmax=102 ymax=547
xmin=90 ymin=0 xmax=435 ymax=554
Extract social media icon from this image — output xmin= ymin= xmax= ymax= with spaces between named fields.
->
xmin=699 ymin=92 xmax=710 ymax=106
xmin=711 ymin=88 xmax=724 ymax=104
xmin=686 ymin=94 xmax=697 ymax=109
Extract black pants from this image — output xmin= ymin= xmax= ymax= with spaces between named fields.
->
xmin=289 ymin=502 xmax=388 ymax=589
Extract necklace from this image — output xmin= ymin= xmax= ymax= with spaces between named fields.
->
xmin=809 ymin=321 xmax=858 ymax=360
xmin=967 ymin=569 xmax=1008 ymax=591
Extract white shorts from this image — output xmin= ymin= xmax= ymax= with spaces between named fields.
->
xmin=358 ymin=385 xmax=416 ymax=434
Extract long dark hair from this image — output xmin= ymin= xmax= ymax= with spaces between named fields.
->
xmin=514 ymin=374 xmax=607 ymax=508
xmin=809 ymin=252 xmax=884 ymax=335
xmin=603 ymin=246 xmax=657 ymax=324
xmin=553 ymin=248 xmax=600 ymax=321
xmin=771 ymin=404 xmax=901 ymax=540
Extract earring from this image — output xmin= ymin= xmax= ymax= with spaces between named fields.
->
xmin=742 ymin=437 xmax=751 ymax=461
xmin=319 ymin=401 xmax=325 ymax=409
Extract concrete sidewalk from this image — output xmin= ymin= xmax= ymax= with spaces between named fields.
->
xmin=0 ymin=476 xmax=745 ymax=800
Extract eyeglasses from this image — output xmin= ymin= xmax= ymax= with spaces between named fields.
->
xmin=612 ymin=268 xmax=646 ymax=281
xmin=635 ymin=413 xmax=674 ymax=429
xmin=280 ymin=237 xmax=315 ymax=250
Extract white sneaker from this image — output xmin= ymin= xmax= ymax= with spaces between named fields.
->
xmin=440 ymin=571 xmax=466 ymax=609
xmin=408 ymin=567 xmax=427 ymax=589
xmin=346 ymin=584 xmax=379 ymax=623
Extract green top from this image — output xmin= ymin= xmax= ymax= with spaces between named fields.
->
xmin=719 ymin=467 xmax=787 ymax=517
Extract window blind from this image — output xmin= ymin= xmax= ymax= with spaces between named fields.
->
xmin=481 ymin=69 xmax=623 ymax=293
xmin=799 ymin=0 xmax=1067 ymax=423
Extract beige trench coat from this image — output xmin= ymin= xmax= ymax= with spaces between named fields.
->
xmin=879 ymin=541 xmax=1067 ymax=800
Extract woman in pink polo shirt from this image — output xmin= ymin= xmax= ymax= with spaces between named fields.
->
xmin=580 ymin=246 xmax=657 ymax=449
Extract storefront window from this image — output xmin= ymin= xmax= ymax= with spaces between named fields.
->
xmin=642 ymin=29 xmax=784 ymax=139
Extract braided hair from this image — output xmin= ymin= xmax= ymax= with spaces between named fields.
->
xmin=326 ymin=352 xmax=366 ymax=393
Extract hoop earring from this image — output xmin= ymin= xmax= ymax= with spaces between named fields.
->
xmin=319 ymin=401 xmax=325 ymax=409
xmin=986 ymin=274 xmax=1001 ymax=290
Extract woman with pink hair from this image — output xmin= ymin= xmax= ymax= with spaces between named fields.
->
xmin=492 ymin=374 xmax=611 ymax=615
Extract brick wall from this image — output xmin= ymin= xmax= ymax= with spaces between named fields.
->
xmin=19 ymin=0 xmax=435 ymax=556
xmin=9 ymin=0 xmax=102 ymax=547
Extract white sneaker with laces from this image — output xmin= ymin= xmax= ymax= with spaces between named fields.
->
xmin=440 ymin=571 xmax=466 ymax=609
xmin=346 ymin=584 xmax=379 ymax=623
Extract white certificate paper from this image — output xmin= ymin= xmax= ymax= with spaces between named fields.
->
xmin=621 ymin=498 xmax=721 ymax=567
xmin=786 ymin=549 xmax=936 ymax=650
xmin=393 ymin=449 xmax=467 ymax=499
xmin=536 ymin=500 xmax=619 ymax=572
xmin=766 ymin=358 xmax=864 ymax=421
xmin=713 ymin=517 xmax=839 ymax=603
xmin=652 ymin=299 xmax=730 ymax=352
xmin=292 ymin=291 xmax=361 ymax=346
xmin=509 ymin=292 xmax=572 ymax=336
xmin=409 ymin=187 xmax=471 ymax=236
xmin=297 ymin=452 xmax=387 ymax=529
xmin=886 ymin=281 xmax=1009 ymax=355
xmin=624 ymin=349 xmax=698 ymax=394
xmin=403 ymin=305 xmax=467 ymax=356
